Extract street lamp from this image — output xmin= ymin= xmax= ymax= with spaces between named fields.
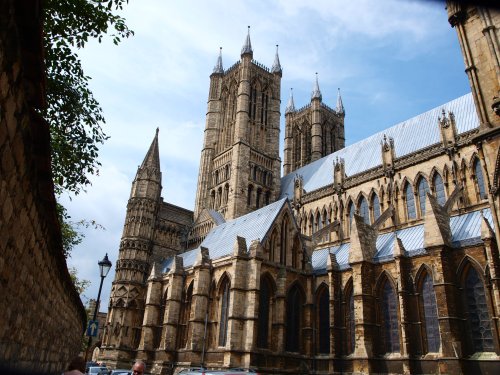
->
xmin=85 ymin=253 xmax=112 ymax=362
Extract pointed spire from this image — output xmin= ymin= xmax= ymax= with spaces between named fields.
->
xmin=140 ymin=128 xmax=160 ymax=170
xmin=271 ymin=44 xmax=282 ymax=74
xmin=311 ymin=72 xmax=322 ymax=101
xmin=285 ymin=88 xmax=295 ymax=114
xmin=241 ymin=26 xmax=253 ymax=56
xmin=213 ymin=47 xmax=224 ymax=74
xmin=336 ymin=88 xmax=345 ymax=114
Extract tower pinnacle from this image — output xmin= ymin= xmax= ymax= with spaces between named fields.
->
xmin=311 ymin=72 xmax=322 ymax=101
xmin=241 ymin=26 xmax=253 ymax=56
xmin=271 ymin=44 xmax=282 ymax=74
xmin=336 ymin=88 xmax=345 ymax=114
xmin=213 ymin=47 xmax=224 ymax=74
xmin=285 ymin=88 xmax=295 ymax=114
xmin=140 ymin=128 xmax=160 ymax=171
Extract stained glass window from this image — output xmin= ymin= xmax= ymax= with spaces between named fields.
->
xmin=286 ymin=285 xmax=302 ymax=352
xmin=474 ymin=159 xmax=487 ymax=200
xmin=257 ymin=278 xmax=271 ymax=348
xmin=372 ymin=194 xmax=381 ymax=222
xmin=359 ymin=197 xmax=369 ymax=224
xmin=464 ymin=267 xmax=494 ymax=352
xmin=433 ymin=173 xmax=446 ymax=205
xmin=421 ymin=274 xmax=440 ymax=352
xmin=418 ymin=178 xmax=430 ymax=216
xmin=317 ymin=286 xmax=330 ymax=354
xmin=219 ymin=278 xmax=231 ymax=346
xmin=405 ymin=183 xmax=416 ymax=220
xmin=381 ymin=281 xmax=400 ymax=353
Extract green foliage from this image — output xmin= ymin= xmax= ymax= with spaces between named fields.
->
xmin=44 ymin=0 xmax=133 ymax=195
xmin=69 ymin=266 xmax=91 ymax=296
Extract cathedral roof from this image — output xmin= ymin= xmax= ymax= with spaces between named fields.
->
xmin=311 ymin=208 xmax=494 ymax=274
xmin=280 ymin=93 xmax=478 ymax=199
xmin=161 ymin=198 xmax=288 ymax=272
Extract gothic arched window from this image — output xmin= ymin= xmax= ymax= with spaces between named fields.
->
xmin=348 ymin=202 xmax=355 ymax=231
xmin=345 ymin=284 xmax=355 ymax=355
xmin=280 ymin=218 xmax=289 ymax=265
xmin=420 ymin=273 xmax=440 ymax=353
xmin=359 ymin=196 xmax=369 ymax=224
xmin=178 ymin=283 xmax=193 ymax=349
xmin=404 ymin=183 xmax=416 ymax=220
xmin=257 ymin=277 xmax=272 ymax=348
xmin=474 ymin=158 xmax=487 ymax=200
xmin=464 ymin=266 xmax=494 ymax=352
xmin=372 ymin=194 xmax=381 ymax=222
xmin=286 ymin=284 xmax=303 ymax=352
xmin=433 ymin=173 xmax=446 ymax=205
xmin=418 ymin=177 xmax=430 ymax=216
xmin=317 ymin=285 xmax=330 ymax=354
xmin=218 ymin=277 xmax=231 ymax=347
xmin=247 ymin=185 xmax=253 ymax=206
xmin=381 ymin=280 xmax=400 ymax=353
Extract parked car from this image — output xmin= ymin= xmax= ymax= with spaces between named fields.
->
xmin=110 ymin=370 xmax=131 ymax=375
xmin=87 ymin=366 xmax=110 ymax=375
xmin=178 ymin=369 xmax=259 ymax=375
xmin=85 ymin=362 xmax=99 ymax=373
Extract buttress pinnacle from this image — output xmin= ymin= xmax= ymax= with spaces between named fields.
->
xmin=140 ymin=128 xmax=160 ymax=171
xmin=213 ymin=47 xmax=224 ymax=74
xmin=311 ymin=72 xmax=322 ymax=101
xmin=241 ymin=26 xmax=253 ymax=56
xmin=271 ymin=44 xmax=282 ymax=74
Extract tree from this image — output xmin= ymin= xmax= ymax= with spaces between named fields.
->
xmin=44 ymin=0 xmax=133 ymax=195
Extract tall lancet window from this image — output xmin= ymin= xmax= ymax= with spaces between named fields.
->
xmin=346 ymin=285 xmax=355 ymax=355
xmin=381 ymin=280 xmax=400 ymax=353
xmin=417 ymin=177 xmax=430 ymax=216
xmin=420 ymin=273 xmax=440 ymax=353
xmin=359 ymin=196 xmax=369 ymax=224
xmin=404 ymin=183 xmax=416 ymax=220
xmin=249 ymin=86 xmax=257 ymax=121
xmin=219 ymin=277 xmax=231 ymax=347
xmin=257 ymin=277 xmax=272 ymax=348
xmin=178 ymin=283 xmax=193 ymax=349
xmin=473 ymin=158 xmax=487 ymax=200
xmin=464 ymin=266 xmax=494 ymax=352
xmin=433 ymin=173 xmax=446 ymax=205
xmin=286 ymin=284 xmax=303 ymax=352
xmin=372 ymin=194 xmax=381 ymax=221
xmin=317 ymin=285 xmax=330 ymax=354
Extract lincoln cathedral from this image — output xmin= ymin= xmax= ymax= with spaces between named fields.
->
xmin=98 ymin=3 xmax=500 ymax=374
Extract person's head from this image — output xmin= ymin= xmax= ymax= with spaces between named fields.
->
xmin=67 ymin=356 xmax=86 ymax=373
xmin=132 ymin=361 xmax=146 ymax=375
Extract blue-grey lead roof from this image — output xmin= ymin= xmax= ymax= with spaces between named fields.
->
xmin=311 ymin=208 xmax=494 ymax=274
xmin=161 ymin=198 xmax=288 ymax=273
xmin=280 ymin=93 xmax=478 ymax=199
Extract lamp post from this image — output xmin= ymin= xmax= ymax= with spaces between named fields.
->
xmin=85 ymin=253 xmax=112 ymax=362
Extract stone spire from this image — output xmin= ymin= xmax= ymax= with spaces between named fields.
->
xmin=271 ymin=44 xmax=282 ymax=74
xmin=311 ymin=72 xmax=322 ymax=101
xmin=241 ymin=26 xmax=253 ymax=56
xmin=213 ymin=47 xmax=224 ymax=74
xmin=140 ymin=127 xmax=160 ymax=171
xmin=336 ymin=88 xmax=345 ymax=114
xmin=285 ymin=88 xmax=295 ymax=114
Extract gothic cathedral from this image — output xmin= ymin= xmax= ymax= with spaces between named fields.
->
xmin=99 ymin=3 xmax=500 ymax=374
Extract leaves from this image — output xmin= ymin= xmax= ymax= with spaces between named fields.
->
xmin=44 ymin=0 xmax=133 ymax=195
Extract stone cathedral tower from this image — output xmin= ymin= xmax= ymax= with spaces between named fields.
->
xmin=100 ymin=131 xmax=163 ymax=361
xmin=193 ymin=28 xmax=283 ymax=224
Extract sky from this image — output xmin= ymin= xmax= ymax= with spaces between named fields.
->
xmin=62 ymin=0 xmax=471 ymax=311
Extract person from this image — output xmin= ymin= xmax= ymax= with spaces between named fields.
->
xmin=63 ymin=357 xmax=86 ymax=375
xmin=131 ymin=361 xmax=146 ymax=375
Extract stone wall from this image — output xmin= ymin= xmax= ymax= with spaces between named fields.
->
xmin=0 ymin=1 xmax=87 ymax=372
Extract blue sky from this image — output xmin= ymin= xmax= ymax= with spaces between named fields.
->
xmin=62 ymin=0 xmax=471 ymax=310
